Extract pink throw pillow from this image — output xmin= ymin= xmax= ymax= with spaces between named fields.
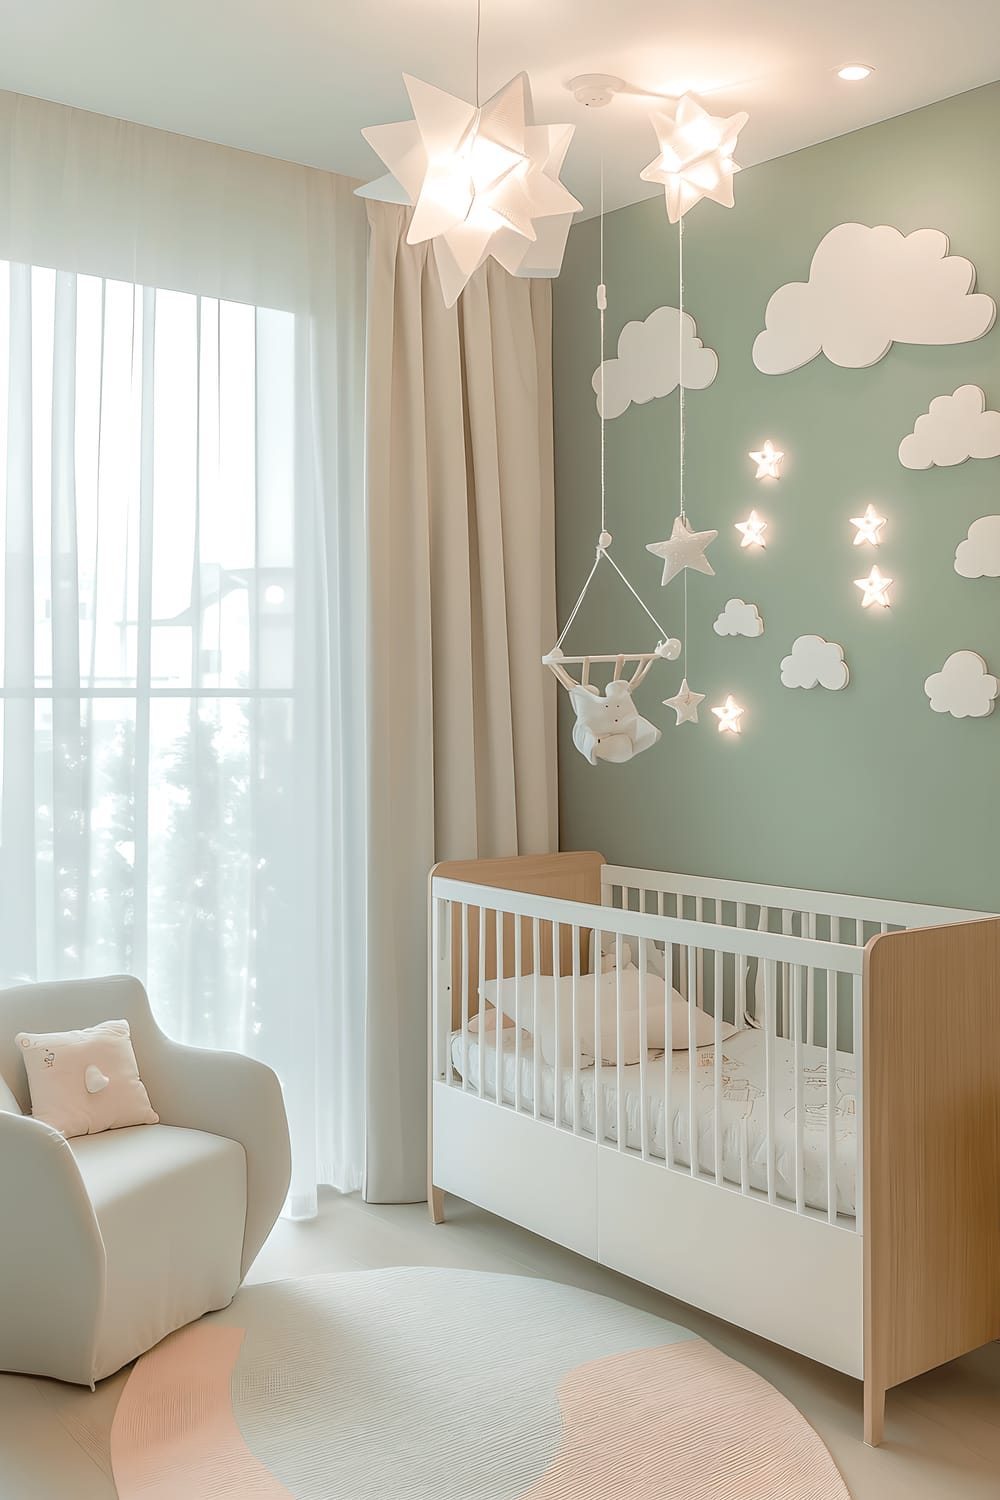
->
xmin=15 ymin=1019 xmax=159 ymax=1138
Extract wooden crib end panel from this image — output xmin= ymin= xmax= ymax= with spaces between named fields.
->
xmin=430 ymin=852 xmax=606 ymax=1028
xmin=863 ymin=916 xmax=1000 ymax=1410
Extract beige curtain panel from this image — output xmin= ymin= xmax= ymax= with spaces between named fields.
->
xmin=364 ymin=202 xmax=559 ymax=1203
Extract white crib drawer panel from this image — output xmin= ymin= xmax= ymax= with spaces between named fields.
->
xmin=433 ymin=1083 xmax=598 ymax=1260
xmin=597 ymin=1150 xmax=863 ymax=1377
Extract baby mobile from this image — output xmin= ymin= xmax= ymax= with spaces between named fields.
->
xmin=543 ymin=163 xmax=681 ymax=765
xmin=641 ymin=97 xmax=749 ymax=728
xmin=546 ymin=93 xmax=749 ymax=760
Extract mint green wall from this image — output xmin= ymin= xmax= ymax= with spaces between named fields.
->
xmin=553 ymin=84 xmax=1000 ymax=911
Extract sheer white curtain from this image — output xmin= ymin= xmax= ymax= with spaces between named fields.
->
xmin=0 ymin=91 xmax=367 ymax=1217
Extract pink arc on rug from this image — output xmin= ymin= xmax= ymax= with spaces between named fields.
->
xmin=520 ymin=1339 xmax=851 ymax=1500
xmin=110 ymin=1323 xmax=292 ymax=1499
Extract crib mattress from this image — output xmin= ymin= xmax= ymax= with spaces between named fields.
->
xmin=449 ymin=1026 xmax=858 ymax=1218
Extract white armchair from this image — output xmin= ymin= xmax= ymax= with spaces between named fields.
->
xmin=0 ymin=974 xmax=290 ymax=1386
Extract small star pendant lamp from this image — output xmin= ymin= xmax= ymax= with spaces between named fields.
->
xmin=640 ymin=95 xmax=749 ymax=223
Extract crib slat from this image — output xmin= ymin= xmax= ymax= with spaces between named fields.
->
xmin=687 ymin=944 xmax=698 ymax=1178
xmin=571 ymin=923 xmax=581 ymax=1136
xmin=616 ymin=931 xmax=626 ymax=1152
xmin=638 ymin=937 xmax=650 ymax=1162
xmin=827 ymin=968 xmax=837 ymax=1224
xmin=852 ymin=972 xmax=863 ymax=1235
xmin=793 ymin=963 xmax=805 ymax=1215
xmin=806 ymin=911 xmax=817 ymax=1043
xmin=532 ymin=916 xmax=541 ymax=1122
xmin=594 ymin=926 xmax=604 ymax=1146
xmin=495 ymin=908 xmax=504 ymax=1109
xmin=461 ymin=902 xmax=470 ymax=1093
xmin=552 ymin=918 xmax=562 ymax=1130
xmin=781 ymin=909 xmax=794 ymax=1038
xmin=513 ymin=915 xmax=522 ymax=1113
xmin=765 ymin=959 xmax=777 ymax=1204
xmin=736 ymin=902 xmax=747 ymax=1028
xmin=664 ymin=940 xmax=675 ymax=1169
xmin=477 ymin=906 xmax=487 ymax=1101
xmin=713 ymin=945 xmax=723 ymax=1185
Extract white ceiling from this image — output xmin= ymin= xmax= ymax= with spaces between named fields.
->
xmin=2 ymin=0 xmax=999 ymax=216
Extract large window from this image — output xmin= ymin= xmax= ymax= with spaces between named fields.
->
xmin=0 ymin=263 xmax=302 ymax=1054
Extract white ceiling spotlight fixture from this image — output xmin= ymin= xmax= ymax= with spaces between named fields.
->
xmin=640 ymin=94 xmax=750 ymax=223
xmin=837 ymin=63 xmax=875 ymax=82
xmin=356 ymin=0 xmax=581 ymax=308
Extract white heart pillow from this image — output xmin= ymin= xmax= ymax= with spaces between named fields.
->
xmin=15 ymin=1019 xmax=159 ymax=1138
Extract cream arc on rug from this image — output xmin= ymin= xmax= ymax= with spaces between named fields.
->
xmin=110 ymin=1268 xmax=850 ymax=1500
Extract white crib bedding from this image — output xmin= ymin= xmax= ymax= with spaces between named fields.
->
xmin=449 ymin=1025 xmax=858 ymax=1218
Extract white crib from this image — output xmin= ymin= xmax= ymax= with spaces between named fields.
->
xmin=427 ymin=851 xmax=1000 ymax=1446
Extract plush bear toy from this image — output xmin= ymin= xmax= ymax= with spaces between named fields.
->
xmin=569 ymin=678 xmax=661 ymax=765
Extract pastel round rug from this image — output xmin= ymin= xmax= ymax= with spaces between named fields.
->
xmin=110 ymin=1268 xmax=850 ymax=1499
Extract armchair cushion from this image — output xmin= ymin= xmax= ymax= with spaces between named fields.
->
xmin=16 ymin=1018 xmax=158 ymax=1137
xmin=70 ymin=1125 xmax=247 ymax=1382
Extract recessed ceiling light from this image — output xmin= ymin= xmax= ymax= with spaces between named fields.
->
xmin=837 ymin=63 xmax=874 ymax=82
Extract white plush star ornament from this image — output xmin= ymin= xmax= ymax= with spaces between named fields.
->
xmin=640 ymin=95 xmax=750 ymax=223
xmin=855 ymin=566 xmax=892 ymax=608
xmin=735 ymin=510 xmax=768 ymax=549
xmin=749 ymin=440 xmax=784 ymax=479
xmin=357 ymin=73 xmax=582 ymax=307
xmin=712 ymin=695 xmax=744 ymax=734
xmin=664 ymin=677 xmax=705 ymax=725
xmin=850 ymin=504 xmax=886 ymax=546
xmin=646 ymin=514 xmax=718 ymax=586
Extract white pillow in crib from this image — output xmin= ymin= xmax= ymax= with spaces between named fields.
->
xmin=480 ymin=970 xmax=736 ymax=1065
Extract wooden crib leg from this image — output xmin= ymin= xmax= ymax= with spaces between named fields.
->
xmin=863 ymin=1379 xmax=885 ymax=1447
xmin=429 ymin=1185 xmax=445 ymax=1225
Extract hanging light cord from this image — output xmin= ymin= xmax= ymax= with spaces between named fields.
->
xmin=599 ymin=156 xmax=607 ymax=539
xmin=678 ymin=215 xmax=689 ymax=676
xmin=474 ymin=0 xmax=482 ymax=106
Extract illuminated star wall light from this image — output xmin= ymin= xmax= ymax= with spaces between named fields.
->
xmin=357 ymin=72 xmax=581 ymax=307
xmin=855 ymin=566 xmax=893 ymax=608
xmin=749 ymin=440 xmax=784 ymax=479
xmin=712 ymin=695 xmax=744 ymax=734
xmin=850 ymin=504 xmax=887 ymax=546
xmin=735 ymin=510 xmax=768 ymax=549
xmin=641 ymin=95 xmax=750 ymax=223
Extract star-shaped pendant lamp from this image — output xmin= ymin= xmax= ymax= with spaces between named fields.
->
xmin=749 ymin=439 xmax=784 ymax=479
xmin=646 ymin=514 xmax=718 ymax=587
xmin=357 ymin=73 xmax=581 ymax=307
xmin=855 ymin=566 xmax=893 ymax=608
xmin=640 ymin=95 xmax=750 ymax=223
xmin=735 ymin=510 xmax=768 ymax=549
xmin=712 ymin=695 xmax=744 ymax=734
xmin=664 ymin=677 xmax=705 ymax=725
xmin=850 ymin=504 xmax=887 ymax=546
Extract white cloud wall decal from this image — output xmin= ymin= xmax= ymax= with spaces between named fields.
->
xmin=780 ymin=635 xmax=849 ymax=691
xmin=713 ymin=598 xmax=764 ymax=637
xmin=924 ymin=651 xmax=999 ymax=718
xmin=955 ymin=516 xmax=1000 ymax=578
xmin=899 ymin=385 xmax=1000 ymax=469
xmin=753 ymin=224 xmax=996 ymax=375
xmin=593 ymin=305 xmax=718 ymax=419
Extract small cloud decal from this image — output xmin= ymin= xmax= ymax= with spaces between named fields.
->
xmin=924 ymin=651 xmax=999 ymax=719
xmin=955 ymin=515 xmax=1000 ymax=579
xmin=899 ymin=385 xmax=1000 ymax=469
xmin=753 ymin=224 xmax=996 ymax=375
xmin=780 ymin=635 xmax=849 ymax=691
xmin=713 ymin=598 xmax=764 ymax=638
xmin=593 ymin=305 xmax=718 ymax=419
